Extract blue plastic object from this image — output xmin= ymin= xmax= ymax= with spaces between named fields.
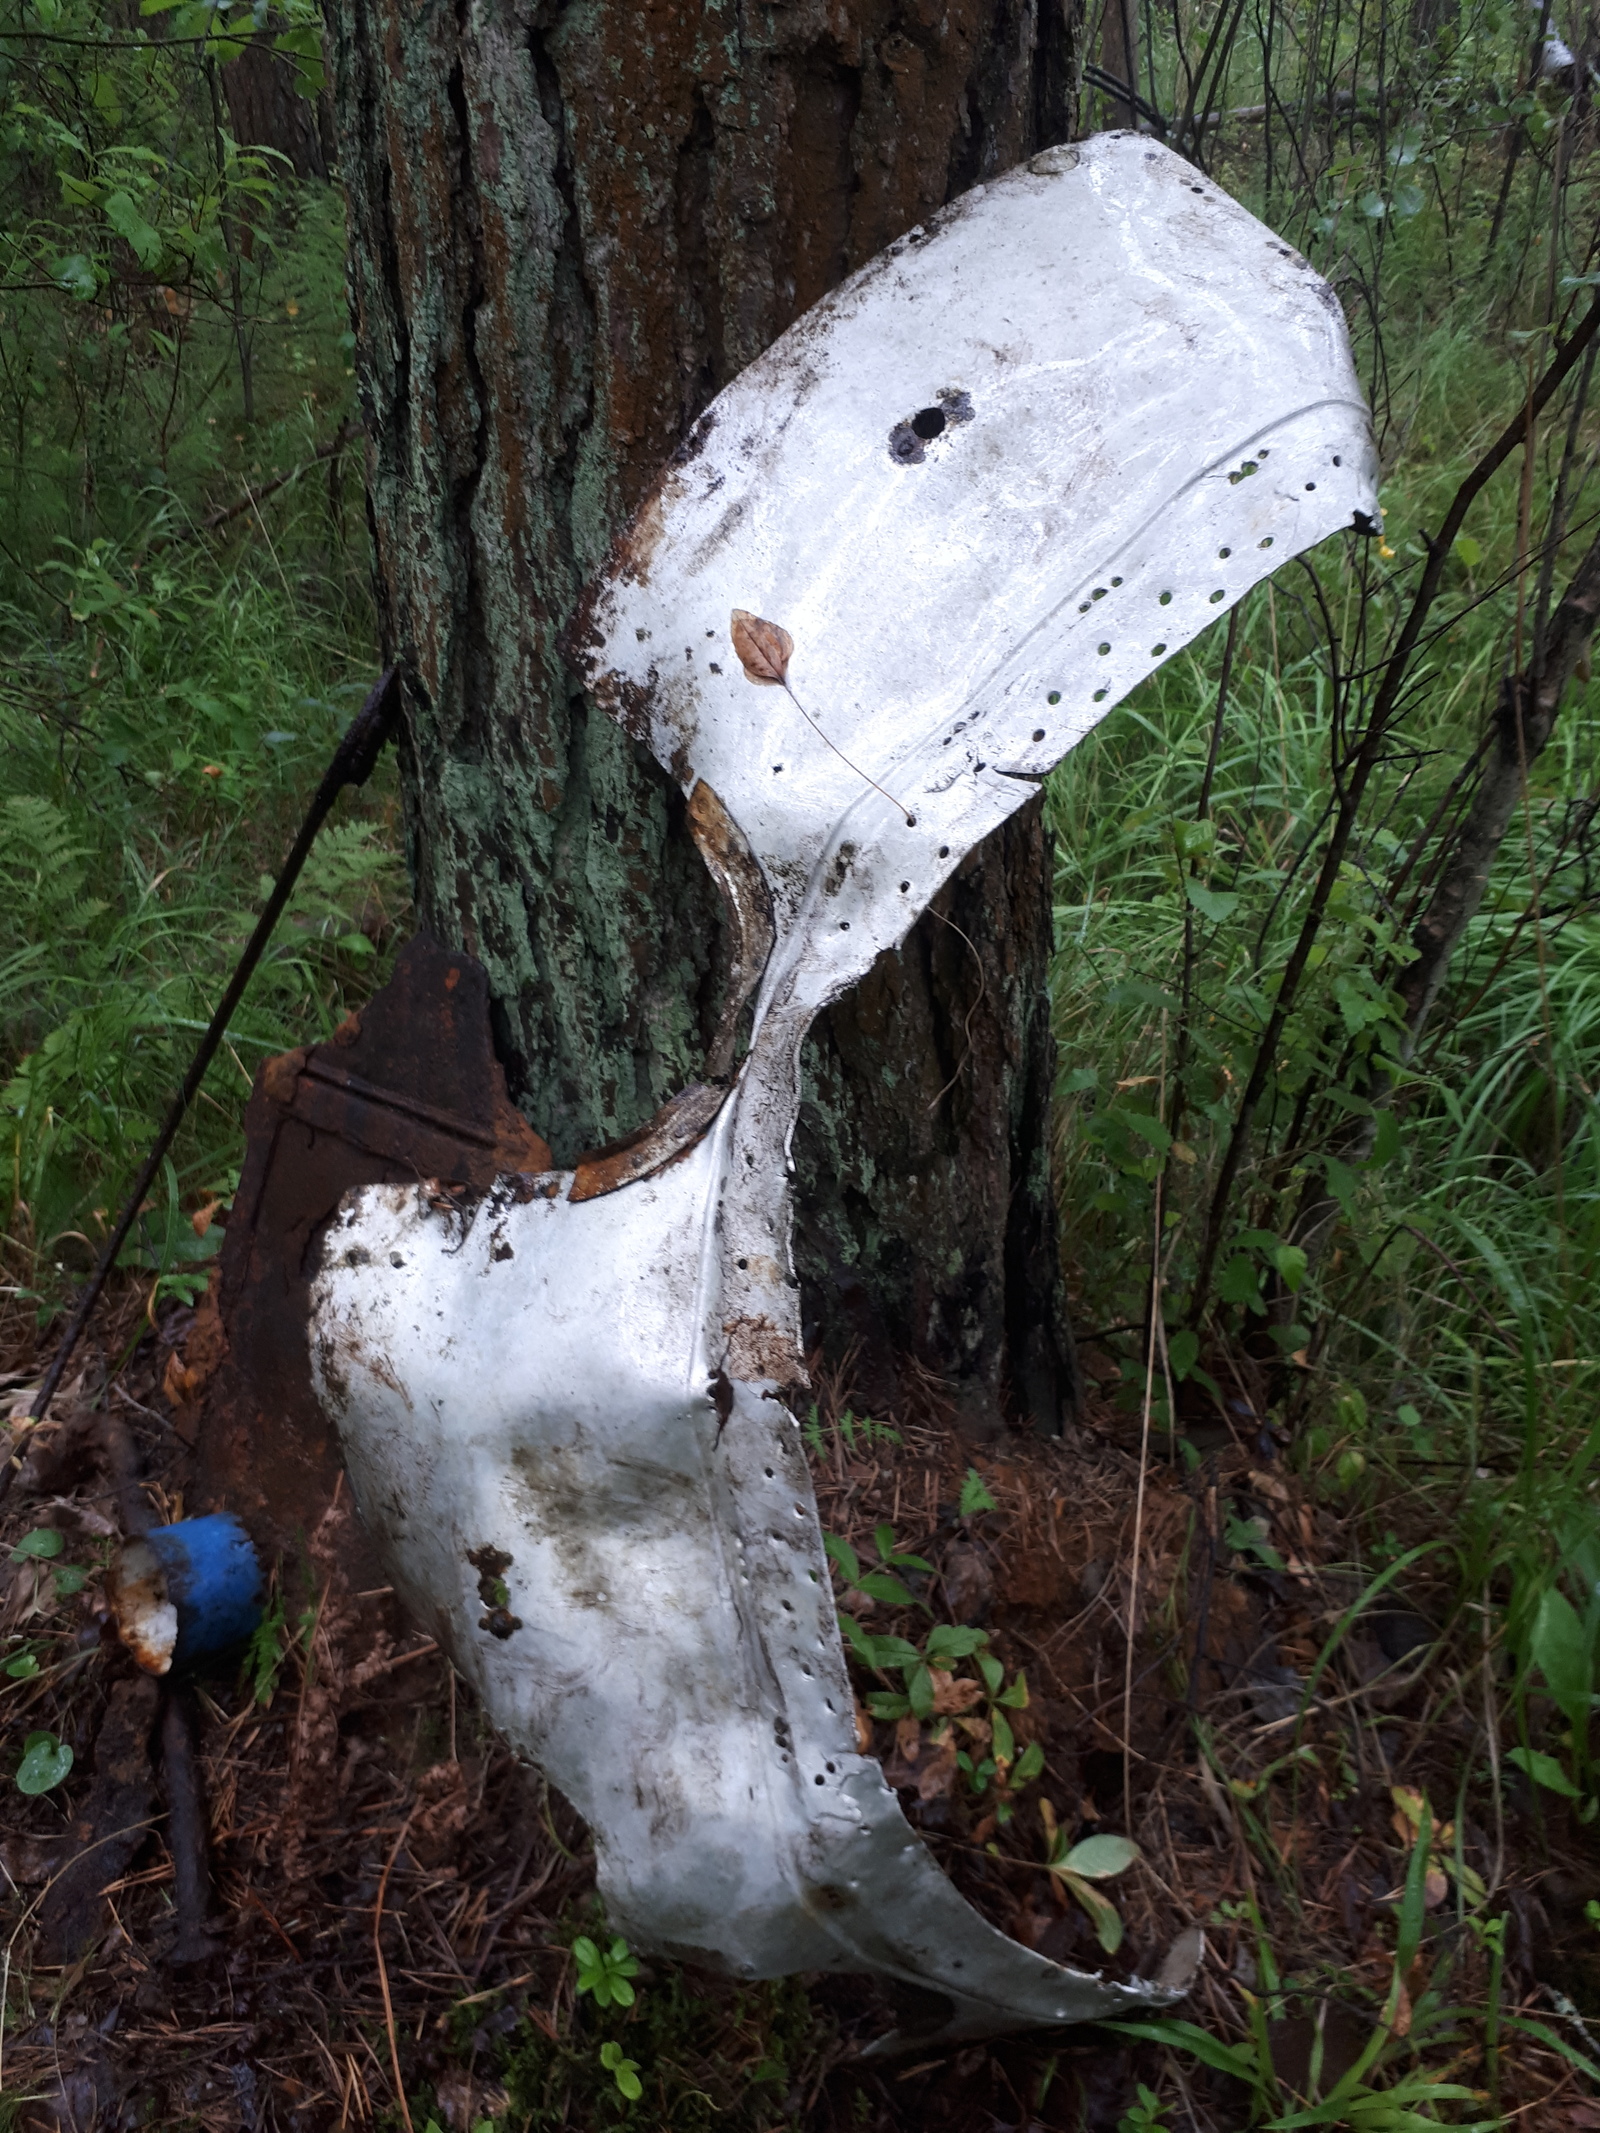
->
xmin=144 ymin=1514 xmax=265 ymax=1666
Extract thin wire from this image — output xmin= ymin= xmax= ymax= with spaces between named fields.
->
xmin=782 ymin=682 xmax=916 ymax=827
xmin=1124 ymin=1013 xmax=1168 ymax=1834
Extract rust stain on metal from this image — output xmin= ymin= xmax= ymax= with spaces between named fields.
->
xmin=569 ymin=1080 xmax=730 ymax=1204
xmin=687 ymin=779 xmax=773 ymax=1079
xmin=721 ymin=1311 xmax=805 ymax=1384
xmin=109 ymin=1540 xmax=177 ymax=1675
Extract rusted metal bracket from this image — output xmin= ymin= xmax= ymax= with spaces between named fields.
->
xmin=193 ymin=933 xmax=551 ymax=1556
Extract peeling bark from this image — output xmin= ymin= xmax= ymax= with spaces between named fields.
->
xmin=330 ymin=0 xmax=1082 ymax=1429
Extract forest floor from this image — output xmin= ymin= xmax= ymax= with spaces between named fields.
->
xmin=0 ymin=1292 xmax=1593 ymax=2133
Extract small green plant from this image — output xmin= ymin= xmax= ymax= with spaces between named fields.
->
xmin=839 ymin=1612 xmax=1041 ymax=1813
xmin=10 ymin=1527 xmax=62 ymax=1563
xmin=599 ymin=2040 xmax=643 ymax=2101
xmin=823 ymin=1522 xmax=933 ymax=1609
xmin=1118 ymin=2084 xmax=1171 ymax=2132
xmin=958 ymin=1466 xmax=997 ymax=1516
xmin=572 ymin=1935 xmax=640 ymax=2009
xmin=8 ymin=1526 xmax=87 ymax=1598
xmin=801 ymin=1405 xmax=901 ymax=1461
xmin=1039 ymin=1806 xmax=1140 ymax=1953
xmin=15 ymin=1729 xmax=72 ymax=1795
xmin=242 ymin=1581 xmax=320 ymax=1707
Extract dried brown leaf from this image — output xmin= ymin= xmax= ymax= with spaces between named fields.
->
xmin=730 ymin=609 xmax=793 ymax=686
xmin=931 ymin=1673 xmax=985 ymax=1717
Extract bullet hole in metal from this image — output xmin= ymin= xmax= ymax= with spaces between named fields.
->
xmin=1210 ymin=588 xmax=1225 ymax=601
xmin=900 ymin=880 xmax=910 ymax=891
xmin=888 ymin=389 xmax=973 ymax=464
xmin=1152 ymin=642 xmax=1167 ymax=654
xmin=1159 ymin=590 xmax=1173 ymax=605
xmin=1332 ymin=454 xmax=1342 ymax=465
xmin=1259 ymin=536 xmax=1274 ymax=548
xmin=1032 ymin=728 xmax=1046 ymax=741
xmin=1305 ymin=481 xmax=1317 ymax=490
xmin=1094 ymin=688 xmax=1108 ymax=701
xmin=1098 ymin=642 xmax=1111 ymax=654
xmin=938 ymin=844 xmax=950 ymax=857
xmin=737 ymin=1257 xmax=749 ymax=1268
xmin=1079 ymin=601 xmax=1091 ymax=612
xmin=772 ymin=764 xmax=783 ymax=773
xmin=1047 ymin=690 xmax=1062 ymax=704
xmin=1092 ymin=587 xmax=1107 ymax=600
xmin=839 ymin=920 xmax=850 ymax=930
xmin=1111 ymin=576 xmax=1123 ymax=586
xmin=1218 ymin=546 xmax=1231 ymax=557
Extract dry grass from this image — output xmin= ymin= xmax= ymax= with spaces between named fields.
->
xmin=0 ymin=1308 xmax=1592 ymax=2130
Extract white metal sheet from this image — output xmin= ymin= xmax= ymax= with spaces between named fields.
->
xmin=311 ymin=132 xmax=1376 ymax=2046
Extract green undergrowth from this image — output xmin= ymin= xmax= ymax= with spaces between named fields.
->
xmin=1050 ymin=47 xmax=1600 ymax=2120
xmin=0 ymin=70 xmax=398 ymax=1315
xmin=430 ymin=1933 xmax=828 ymax=2133
xmin=0 ymin=533 xmax=400 ymax=1315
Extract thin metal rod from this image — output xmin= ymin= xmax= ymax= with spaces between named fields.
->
xmin=3 ymin=667 xmax=401 ymax=1487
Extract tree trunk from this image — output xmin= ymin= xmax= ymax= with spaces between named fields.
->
xmin=330 ymin=0 xmax=1083 ymax=1433
xmin=221 ymin=35 xmax=332 ymax=181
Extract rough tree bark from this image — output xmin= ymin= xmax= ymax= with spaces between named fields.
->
xmin=328 ymin=0 xmax=1085 ymax=1433
xmin=221 ymin=38 xmax=333 ymax=180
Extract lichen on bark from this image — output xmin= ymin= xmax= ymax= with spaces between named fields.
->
xmin=331 ymin=0 xmax=1084 ymax=1428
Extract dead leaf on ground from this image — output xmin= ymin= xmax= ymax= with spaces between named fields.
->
xmin=931 ymin=1674 xmax=985 ymax=1717
xmin=882 ymin=1723 xmax=958 ymax=1801
xmin=436 ymin=2067 xmax=510 ymax=2131
xmin=730 ymin=610 xmax=793 ymax=686
xmin=410 ymin=1759 xmax=471 ymax=1869
xmin=0 ymin=1834 xmax=60 ymax=1886
xmin=940 ymin=1542 xmax=993 ymax=1625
